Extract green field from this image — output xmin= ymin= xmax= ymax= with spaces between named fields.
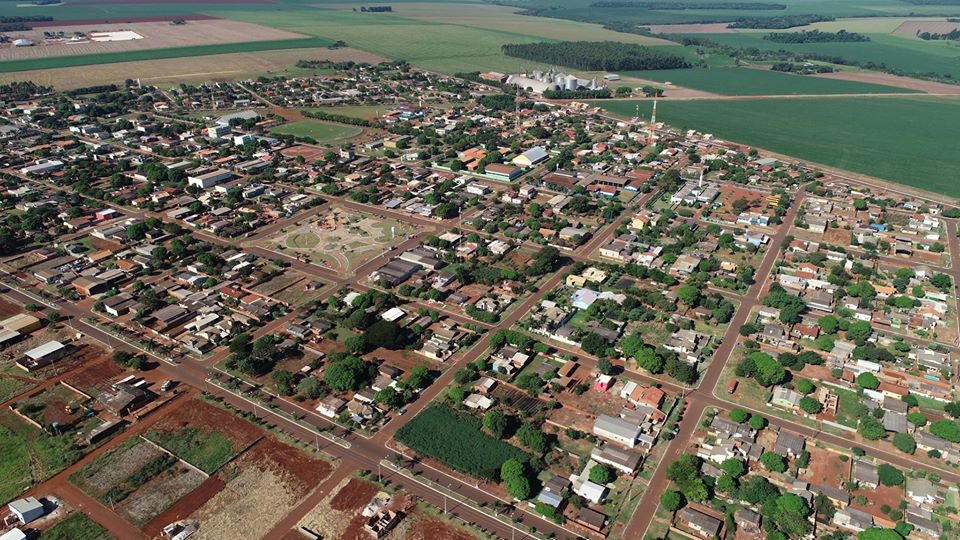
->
xmin=395 ymin=405 xmax=530 ymax=480
xmin=145 ymin=426 xmax=236 ymax=474
xmin=0 ymin=37 xmax=332 ymax=74
xmin=624 ymin=67 xmax=918 ymax=96
xmin=0 ymin=411 xmax=82 ymax=504
xmin=42 ymin=513 xmax=112 ymax=540
xmin=597 ymin=96 xmax=960 ymax=198
xmin=271 ymin=120 xmax=362 ymax=143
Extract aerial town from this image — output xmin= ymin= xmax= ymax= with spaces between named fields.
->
xmin=0 ymin=57 xmax=959 ymax=540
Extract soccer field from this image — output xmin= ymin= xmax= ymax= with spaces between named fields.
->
xmin=598 ymin=96 xmax=960 ymax=198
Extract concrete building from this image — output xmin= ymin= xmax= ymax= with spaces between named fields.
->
xmin=8 ymin=497 xmax=44 ymax=524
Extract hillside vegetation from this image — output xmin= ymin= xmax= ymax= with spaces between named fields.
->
xmin=501 ymin=41 xmax=691 ymax=71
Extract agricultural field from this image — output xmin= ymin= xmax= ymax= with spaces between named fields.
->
xmin=269 ymin=119 xmax=363 ymax=143
xmin=0 ymin=20 xmax=305 ymax=62
xmin=0 ymin=37 xmax=332 ymax=73
xmin=262 ymin=207 xmax=417 ymax=275
xmin=41 ymin=512 xmax=112 ymax=540
xmin=394 ymin=405 xmax=530 ymax=479
xmin=624 ymin=67 xmax=918 ymax=96
xmin=144 ymin=397 xmax=262 ymax=474
xmin=597 ymin=96 xmax=960 ymax=198
xmin=0 ymin=410 xmax=83 ymax=504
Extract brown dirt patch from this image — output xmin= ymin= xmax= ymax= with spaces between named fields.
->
xmin=821 ymin=227 xmax=852 ymax=246
xmin=402 ymin=511 xmax=479 ymax=540
xmin=61 ymin=359 xmax=123 ymax=396
xmin=280 ymin=145 xmax=325 ymax=161
xmin=336 ymin=513 xmax=370 ymax=540
xmin=148 ymin=397 xmax=263 ymax=450
xmin=1 ymin=20 xmax=305 ymax=62
xmin=143 ymin=475 xmax=226 ymax=537
xmin=0 ymin=298 xmax=22 ymax=318
xmin=798 ymin=446 xmax=850 ymax=489
xmin=893 ymin=20 xmax=960 ymax=36
xmin=240 ymin=436 xmax=333 ymax=494
xmin=851 ymin=483 xmax=903 ymax=520
xmin=329 ymin=478 xmax=379 ymax=512
xmin=815 ymin=70 xmax=960 ymax=95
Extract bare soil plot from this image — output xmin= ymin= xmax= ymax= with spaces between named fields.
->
xmin=60 ymin=359 xmax=123 ymax=397
xmin=821 ymin=227 xmax=853 ymax=246
xmin=297 ymin=476 xmax=378 ymax=540
xmin=400 ymin=509 xmax=480 ymax=540
xmin=0 ymin=20 xmax=305 ymax=62
xmin=798 ymin=446 xmax=850 ymax=489
xmin=894 ymin=20 xmax=960 ymax=36
xmin=815 ymin=70 xmax=960 ymax=95
xmin=0 ymin=47 xmax=384 ymax=90
xmin=70 ymin=438 xmax=165 ymax=499
xmin=144 ymin=397 xmax=262 ymax=473
xmin=15 ymin=383 xmax=90 ymax=429
xmin=191 ymin=437 xmax=332 ymax=540
xmin=115 ymin=463 xmax=206 ymax=526
xmin=0 ymin=298 xmax=22 ymax=318
xmin=329 ymin=478 xmax=379 ymax=511
xmin=143 ymin=475 xmax=226 ymax=537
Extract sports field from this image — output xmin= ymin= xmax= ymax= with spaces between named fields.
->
xmin=598 ymin=96 xmax=960 ymax=198
xmin=270 ymin=120 xmax=362 ymax=143
xmin=624 ymin=67 xmax=918 ymax=96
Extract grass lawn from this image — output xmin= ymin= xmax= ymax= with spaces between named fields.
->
xmin=0 ymin=411 xmax=82 ymax=504
xmin=43 ymin=513 xmax=112 ymax=540
xmin=145 ymin=427 xmax=237 ymax=474
xmin=623 ymin=67 xmax=918 ymax=96
xmin=0 ymin=38 xmax=333 ymax=74
xmin=271 ymin=120 xmax=362 ymax=143
xmin=833 ymin=386 xmax=863 ymax=428
xmin=0 ymin=377 xmax=33 ymax=402
xmin=596 ymin=96 xmax=960 ymax=198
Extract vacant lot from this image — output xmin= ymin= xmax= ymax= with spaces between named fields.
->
xmin=297 ymin=476 xmax=377 ymax=540
xmin=0 ymin=410 xmax=82 ymax=504
xmin=144 ymin=397 xmax=262 ymax=474
xmin=0 ymin=376 xmax=34 ymax=403
xmin=42 ymin=512 xmax=111 ymax=540
xmin=264 ymin=207 xmax=415 ymax=275
xmin=0 ymin=20 xmax=304 ymax=62
xmin=597 ymin=96 xmax=960 ymax=198
xmin=191 ymin=437 xmax=332 ymax=540
xmin=394 ymin=405 xmax=530 ymax=479
xmin=270 ymin=120 xmax=362 ymax=143
xmin=624 ymin=67 xmax=917 ymax=96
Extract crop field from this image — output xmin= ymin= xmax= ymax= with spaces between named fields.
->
xmin=0 ymin=36 xmax=332 ymax=73
xmin=0 ymin=410 xmax=82 ymax=504
xmin=597 ymin=96 xmax=960 ymax=198
xmin=0 ymin=20 xmax=304 ymax=62
xmin=0 ymin=46 xmax=383 ymax=90
xmin=394 ymin=405 xmax=531 ymax=479
xmin=144 ymin=397 xmax=262 ymax=474
xmin=42 ymin=512 xmax=112 ymax=540
xmin=624 ymin=67 xmax=918 ymax=96
xmin=270 ymin=120 xmax=362 ymax=143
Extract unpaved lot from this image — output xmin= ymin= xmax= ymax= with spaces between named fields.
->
xmin=0 ymin=47 xmax=385 ymax=89
xmin=0 ymin=20 xmax=305 ymax=61
xmin=191 ymin=437 xmax=332 ymax=540
xmin=116 ymin=463 xmax=206 ymax=526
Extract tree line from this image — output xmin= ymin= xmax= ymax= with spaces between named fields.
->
xmin=501 ymin=41 xmax=690 ymax=71
xmin=918 ymin=28 xmax=960 ymax=40
xmin=728 ymin=14 xmax=834 ymax=29
xmin=763 ymin=29 xmax=869 ymax=43
xmin=591 ymin=1 xmax=785 ymax=9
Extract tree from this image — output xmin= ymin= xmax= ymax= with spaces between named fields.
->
xmin=720 ymin=458 xmax=745 ymax=478
xmin=930 ymin=419 xmax=960 ymax=442
xmin=760 ymin=451 xmax=787 ymax=473
xmin=748 ymin=415 xmax=767 ymax=430
xmin=324 ymin=356 xmax=369 ymax=391
xmin=799 ymin=396 xmax=823 ymax=414
xmin=666 ymin=454 xmax=699 ymax=483
xmin=596 ymin=357 xmax=614 ymax=375
xmin=846 ymin=320 xmax=873 ymax=344
xmin=716 ymin=474 xmax=738 ymax=494
xmin=589 ymin=464 xmax=614 ymax=484
xmin=892 ymin=433 xmax=916 ymax=454
xmin=483 ymin=410 xmax=509 ymax=438
xmin=906 ymin=412 xmax=927 ymax=427
xmin=751 ymin=352 xmax=786 ymax=386
xmin=930 ymin=273 xmax=952 ymax=292
xmin=517 ymin=423 xmax=548 ymax=454
xmin=856 ymin=372 xmax=880 ymax=390
xmin=406 ymin=365 xmax=430 ymax=389
xmin=271 ymin=370 xmax=295 ymax=395
xmin=877 ymin=464 xmax=904 ymax=486
xmin=660 ymin=490 xmax=684 ymax=512
xmin=729 ymin=409 xmax=749 ymax=423
xmin=364 ymin=320 xmax=406 ymax=350
xmin=635 ymin=347 xmax=663 ymax=373
xmin=859 ymin=416 xmax=886 ymax=440
xmin=795 ymin=379 xmax=815 ymax=394
xmin=500 ymin=459 xmax=532 ymax=500
xmin=297 ymin=377 xmax=323 ymax=399
xmin=676 ymin=284 xmax=701 ymax=307
xmin=374 ymin=387 xmax=401 ymax=409
xmin=579 ymin=332 xmax=608 ymax=356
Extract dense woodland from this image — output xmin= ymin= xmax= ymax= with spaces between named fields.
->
xmin=590 ymin=1 xmax=786 ymax=8
xmin=763 ymin=29 xmax=869 ymax=43
xmin=918 ymin=28 xmax=960 ymax=40
xmin=501 ymin=41 xmax=690 ymax=71
xmin=728 ymin=14 xmax=835 ymax=29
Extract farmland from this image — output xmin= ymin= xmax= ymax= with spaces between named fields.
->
xmin=597 ymin=96 xmax=960 ymax=198
xmin=0 ymin=37 xmax=332 ymax=73
xmin=394 ymin=405 xmax=531 ymax=479
xmin=624 ymin=67 xmax=918 ymax=96
xmin=270 ymin=120 xmax=362 ymax=143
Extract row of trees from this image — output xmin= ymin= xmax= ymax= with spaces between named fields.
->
xmin=500 ymin=41 xmax=691 ymax=71
xmin=764 ymin=29 xmax=869 ymax=43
